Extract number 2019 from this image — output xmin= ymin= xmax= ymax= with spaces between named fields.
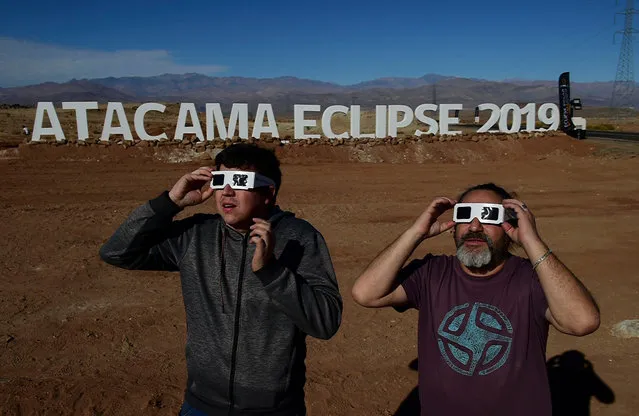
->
xmin=476 ymin=103 xmax=560 ymax=133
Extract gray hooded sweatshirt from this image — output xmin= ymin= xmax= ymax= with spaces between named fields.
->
xmin=99 ymin=191 xmax=343 ymax=415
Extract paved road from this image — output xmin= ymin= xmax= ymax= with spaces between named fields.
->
xmin=584 ymin=130 xmax=639 ymax=142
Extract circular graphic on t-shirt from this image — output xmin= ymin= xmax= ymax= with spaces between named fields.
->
xmin=437 ymin=302 xmax=513 ymax=376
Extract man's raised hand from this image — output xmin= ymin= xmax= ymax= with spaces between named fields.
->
xmin=410 ymin=197 xmax=457 ymax=240
xmin=168 ymin=167 xmax=215 ymax=209
xmin=501 ymin=199 xmax=542 ymax=249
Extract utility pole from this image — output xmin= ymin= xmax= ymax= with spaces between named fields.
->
xmin=610 ymin=0 xmax=639 ymax=119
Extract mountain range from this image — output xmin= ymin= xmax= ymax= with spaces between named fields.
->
xmin=0 ymin=73 xmax=636 ymax=113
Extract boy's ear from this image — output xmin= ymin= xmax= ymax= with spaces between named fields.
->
xmin=262 ymin=186 xmax=277 ymax=205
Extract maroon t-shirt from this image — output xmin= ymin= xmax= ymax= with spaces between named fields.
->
xmin=400 ymin=254 xmax=551 ymax=416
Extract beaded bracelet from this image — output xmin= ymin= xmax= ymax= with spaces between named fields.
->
xmin=532 ymin=249 xmax=553 ymax=270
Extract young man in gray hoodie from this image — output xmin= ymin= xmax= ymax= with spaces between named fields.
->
xmin=99 ymin=143 xmax=343 ymax=416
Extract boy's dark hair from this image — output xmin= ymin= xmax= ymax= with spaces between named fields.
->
xmin=214 ymin=143 xmax=282 ymax=195
xmin=457 ymin=183 xmax=515 ymax=202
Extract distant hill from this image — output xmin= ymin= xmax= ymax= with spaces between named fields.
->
xmin=89 ymin=73 xmax=345 ymax=100
xmin=1 ymin=73 xmax=636 ymax=113
xmin=0 ymin=79 xmax=135 ymax=105
xmin=350 ymin=73 xmax=456 ymax=89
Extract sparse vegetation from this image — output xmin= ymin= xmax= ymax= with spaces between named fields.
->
xmin=587 ymin=123 xmax=616 ymax=131
xmin=0 ymin=104 xmax=34 ymax=109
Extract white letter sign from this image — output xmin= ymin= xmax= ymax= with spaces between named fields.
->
xmin=100 ymin=102 xmax=133 ymax=141
xmin=29 ymin=100 xmax=574 ymax=142
xmin=322 ymin=105 xmax=349 ymax=139
xmin=32 ymin=102 xmax=65 ymax=142
xmin=252 ymin=104 xmax=279 ymax=138
xmin=62 ymin=101 xmax=98 ymax=141
xmin=294 ymin=105 xmax=321 ymax=139
xmin=134 ymin=103 xmax=167 ymax=141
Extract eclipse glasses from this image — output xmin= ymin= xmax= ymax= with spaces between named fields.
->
xmin=453 ymin=203 xmax=516 ymax=225
xmin=210 ymin=170 xmax=276 ymax=190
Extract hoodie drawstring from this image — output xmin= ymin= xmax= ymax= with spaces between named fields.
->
xmin=220 ymin=228 xmax=227 ymax=314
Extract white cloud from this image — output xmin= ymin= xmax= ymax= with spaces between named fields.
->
xmin=0 ymin=37 xmax=228 ymax=87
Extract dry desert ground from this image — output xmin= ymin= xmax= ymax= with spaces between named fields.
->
xmin=0 ymin=125 xmax=638 ymax=415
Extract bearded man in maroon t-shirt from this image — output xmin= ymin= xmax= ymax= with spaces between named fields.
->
xmin=352 ymin=183 xmax=600 ymax=416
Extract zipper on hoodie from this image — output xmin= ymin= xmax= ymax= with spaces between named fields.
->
xmin=227 ymin=232 xmax=249 ymax=414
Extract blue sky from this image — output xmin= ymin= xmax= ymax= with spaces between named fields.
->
xmin=0 ymin=0 xmax=634 ymax=87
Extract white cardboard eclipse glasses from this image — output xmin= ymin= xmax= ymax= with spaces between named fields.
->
xmin=453 ymin=203 xmax=514 ymax=225
xmin=210 ymin=170 xmax=276 ymax=190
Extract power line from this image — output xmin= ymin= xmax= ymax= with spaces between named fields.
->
xmin=610 ymin=0 xmax=639 ymax=116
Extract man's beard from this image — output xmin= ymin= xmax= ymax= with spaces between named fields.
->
xmin=455 ymin=231 xmax=505 ymax=269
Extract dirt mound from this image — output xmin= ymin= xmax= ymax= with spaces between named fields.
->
xmin=275 ymin=134 xmax=596 ymax=164
xmin=12 ymin=133 xmax=598 ymax=165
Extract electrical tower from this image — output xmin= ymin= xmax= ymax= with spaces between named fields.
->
xmin=610 ymin=0 xmax=639 ymax=117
